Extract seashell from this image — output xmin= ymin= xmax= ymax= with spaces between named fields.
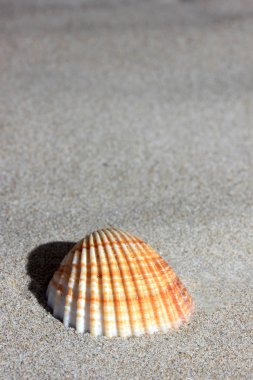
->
xmin=46 ymin=227 xmax=193 ymax=337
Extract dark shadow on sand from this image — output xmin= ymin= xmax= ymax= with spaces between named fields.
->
xmin=26 ymin=241 xmax=75 ymax=307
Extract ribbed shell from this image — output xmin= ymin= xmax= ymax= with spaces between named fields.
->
xmin=46 ymin=227 xmax=193 ymax=337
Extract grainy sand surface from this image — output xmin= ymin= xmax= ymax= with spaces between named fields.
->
xmin=0 ymin=0 xmax=253 ymax=379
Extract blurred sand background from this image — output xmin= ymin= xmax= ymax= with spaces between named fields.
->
xmin=0 ymin=0 xmax=252 ymax=379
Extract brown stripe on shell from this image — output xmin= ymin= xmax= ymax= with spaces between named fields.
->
xmin=89 ymin=232 xmax=103 ymax=335
xmin=143 ymin=243 xmax=193 ymax=326
xmin=121 ymin=230 xmax=172 ymax=330
xmin=103 ymin=229 xmax=142 ymax=336
xmin=123 ymin=229 xmax=193 ymax=327
xmin=151 ymin=252 xmax=193 ymax=323
xmin=121 ymin=231 xmax=179 ymax=324
xmin=111 ymin=229 xmax=160 ymax=334
xmin=107 ymin=229 xmax=151 ymax=335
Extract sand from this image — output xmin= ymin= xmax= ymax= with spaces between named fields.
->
xmin=0 ymin=0 xmax=253 ymax=379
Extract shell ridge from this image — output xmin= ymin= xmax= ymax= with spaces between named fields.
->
xmin=100 ymin=230 xmax=132 ymax=337
xmin=98 ymin=231 xmax=123 ymax=336
xmin=108 ymin=229 xmax=148 ymax=336
xmin=63 ymin=248 xmax=81 ymax=327
xmin=94 ymin=231 xmax=118 ymax=337
xmin=103 ymin=229 xmax=136 ymax=337
xmin=94 ymin=232 xmax=105 ymax=335
xmin=84 ymin=238 xmax=91 ymax=332
xmin=76 ymin=239 xmax=88 ymax=333
xmin=51 ymin=250 xmax=75 ymax=319
xmin=124 ymin=232 xmax=172 ymax=331
xmin=89 ymin=233 xmax=103 ymax=336
xmin=73 ymin=248 xmax=84 ymax=329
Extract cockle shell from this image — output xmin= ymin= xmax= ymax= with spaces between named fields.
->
xmin=46 ymin=227 xmax=193 ymax=337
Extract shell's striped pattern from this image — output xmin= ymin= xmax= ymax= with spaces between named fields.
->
xmin=46 ymin=227 xmax=193 ymax=337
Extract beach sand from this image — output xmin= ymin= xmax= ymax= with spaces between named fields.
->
xmin=0 ymin=0 xmax=252 ymax=378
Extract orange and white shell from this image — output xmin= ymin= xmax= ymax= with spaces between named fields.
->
xmin=46 ymin=227 xmax=193 ymax=337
